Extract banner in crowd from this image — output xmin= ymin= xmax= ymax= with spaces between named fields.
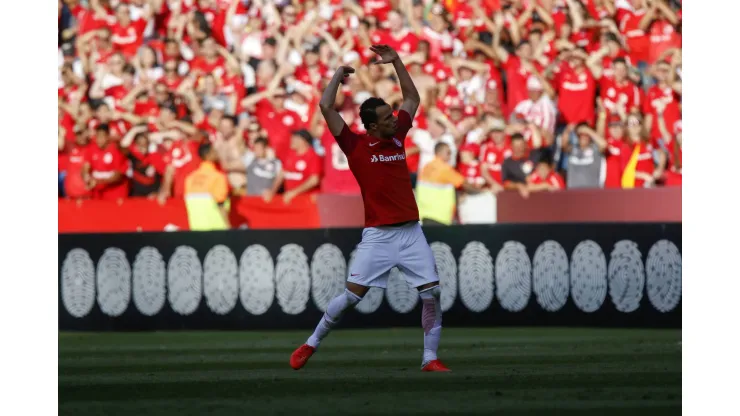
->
xmin=59 ymin=223 xmax=681 ymax=331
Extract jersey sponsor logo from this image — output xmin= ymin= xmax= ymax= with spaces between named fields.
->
xmin=393 ymin=138 xmax=403 ymax=147
xmin=371 ymin=153 xmax=406 ymax=163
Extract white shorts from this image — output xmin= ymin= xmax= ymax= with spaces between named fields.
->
xmin=347 ymin=222 xmax=438 ymax=289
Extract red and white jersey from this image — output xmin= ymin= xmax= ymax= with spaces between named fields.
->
xmin=320 ymin=129 xmax=361 ymax=195
xmin=554 ymin=63 xmax=597 ymax=125
xmin=85 ymin=142 xmax=130 ymax=200
xmin=642 ymin=85 xmax=681 ymax=142
xmin=529 ymin=170 xmax=565 ymax=190
xmin=334 ymin=110 xmax=418 ymax=227
xmin=600 ymin=78 xmax=642 ymax=114
xmin=421 ymin=27 xmax=454 ymax=60
xmin=109 ymin=19 xmax=148 ymax=58
xmin=479 ymin=140 xmax=512 ymax=185
xmin=360 ymin=0 xmax=392 ymax=21
xmin=512 ymin=96 xmax=557 ymax=135
xmin=283 ymin=148 xmax=323 ymax=193
xmin=457 ymin=160 xmax=485 ymax=186
xmin=374 ymin=29 xmax=419 ymax=56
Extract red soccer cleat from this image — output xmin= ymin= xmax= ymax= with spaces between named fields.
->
xmin=421 ymin=359 xmax=451 ymax=372
xmin=290 ymin=344 xmax=316 ymax=370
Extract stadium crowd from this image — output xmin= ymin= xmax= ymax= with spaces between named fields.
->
xmin=58 ymin=0 xmax=682 ymax=204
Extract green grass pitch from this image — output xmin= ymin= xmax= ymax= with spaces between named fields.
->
xmin=59 ymin=328 xmax=681 ymax=415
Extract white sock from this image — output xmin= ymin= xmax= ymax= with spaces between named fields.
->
xmin=306 ymin=289 xmax=362 ymax=348
xmin=419 ymin=285 xmax=442 ymax=364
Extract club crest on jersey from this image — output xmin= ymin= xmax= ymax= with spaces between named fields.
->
xmin=393 ymin=138 xmax=403 ymax=147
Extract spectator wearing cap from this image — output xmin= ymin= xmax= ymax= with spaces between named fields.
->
xmin=183 ymin=142 xmax=230 ymax=231
xmin=479 ymin=118 xmax=511 ymax=194
xmin=501 ymin=133 xmax=539 ymax=198
xmin=273 ymin=130 xmax=322 ymax=204
xmin=417 ymin=142 xmax=483 ymax=226
xmin=526 ymin=149 xmax=565 ymax=193
xmin=512 ymin=75 xmax=557 ymax=136
xmin=243 ymin=138 xmax=283 ymax=201
xmin=82 ymin=123 xmax=130 ymax=200
xmin=562 ymin=122 xmax=608 ymax=189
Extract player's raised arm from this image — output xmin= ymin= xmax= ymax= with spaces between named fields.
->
xmin=319 ymin=66 xmax=355 ymax=136
xmin=371 ymin=45 xmax=421 ymax=118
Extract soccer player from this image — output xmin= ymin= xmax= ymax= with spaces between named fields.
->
xmin=290 ymin=45 xmax=450 ymax=372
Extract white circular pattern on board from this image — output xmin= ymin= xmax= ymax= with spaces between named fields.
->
xmin=532 ymin=241 xmax=569 ymax=312
xmin=495 ymin=241 xmax=532 ymax=312
xmin=275 ymin=244 xmax=311 ymax=315
xmin=167 ymin=246 xmax=203 ymax=316
xmin=350 ymin=248 xmax=383 ymax=314
xmin=61 ymin=248 xmax=96 ymax=318
xmin=239 ymin=245 xmax=275 ymax=315
xmin=430 ymin=242 xmax=457 ymax=312
xmin=203 ymin=245 xmax=239 ymax=315
xmin=645 ymin=240 xmax=682 ymax=313
xmin=570 ymin=240 xmax=608 ymax=313
xmin=608 ymin=240 xmax=645 ymax=313
xmin=386 ymin=267 xmax=418 ymax=313
xmin=458 ymin=241 xmax=494 ymax=313
xmin=132 ymin=247 xmax=166 ymax=316
xmin=311 ymin=244 xmax=347 ymax=312
xmin=96 ymin=248 xmax=131 ymax=317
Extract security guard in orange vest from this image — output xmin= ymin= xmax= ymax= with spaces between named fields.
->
xmin=184 ymin=143 xmax=230 ymax=230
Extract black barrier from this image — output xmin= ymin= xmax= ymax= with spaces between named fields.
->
xmin=59 ymin=223 xmax=681 ymax=331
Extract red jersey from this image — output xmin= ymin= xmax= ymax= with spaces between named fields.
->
xmin=254 ymin=100 xmax=304 ymax=161
xmin=604 ymin=138 xmax=626 ymax=189
xmin=110 ymin=19 xmax=148 ymax=58
xmin=334 ymin=110 xmax=419 ymax=227
xmin=643 ymin=85 xmax=681 ymax=142
xmin=283 ymin=148 xmax=322 ymax=193
xmin=320 ymin=129 xmax=361 ymax=194
xmin=555 ymin=63 xmax=597 ymax=125
xmin=86 ymin=142 xmax=129 ymax=200
xmin=501 ymin=56 xmax=542 ymax=110
xmin=600 ymin=78 xmax=642 ymax=114
xmin=479 ymin=140 xmax=512 ymax=185
xmin=648 ymin=20 xmax=680 ymax=65
xmin=360 ymin=0 xmax=392 ymax=21
xmin=619 ymin=8 xmax=650 ymax=63
xmin=377 ymin=29 xmax=419 ymax=56
xmin=529 ymin=171 xmax=565 ymax=190
xmin=190 ymin=56 xmax=226 ymax=79
xmin=458 ymin=160 xmax=485 ymax=186
xmin=163 ymin=140 xmax=201 ymax=197
xmin=63 ymin=144 xmax=92 ymax=198
xmin=621 ymin=142 xmax=655 ymax=188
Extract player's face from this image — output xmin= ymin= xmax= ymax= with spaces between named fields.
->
xmin=373 ymin=105 xmax=398 ymax=137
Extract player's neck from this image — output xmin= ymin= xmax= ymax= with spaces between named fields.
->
xmin=369 ymin=129 xmax=392 ymax=140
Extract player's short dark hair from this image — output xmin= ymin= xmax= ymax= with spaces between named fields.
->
xmin=254 ymin=137 xmax=269 ymax=147
xmin=434 ymin=142 xmax=449 ymax=155
xmin=359 ymin=97 xmax=388 ymax=128
xmin=510 ymin=133 xmax=525 ymax=142
xmin=613 ymin=57 xmax=627 ymax=66
xmin=198 ymin=142 xmax=213 ymax=160
xmin=221 ymin=115 xmax=237 ymax=126
xmin=95 ymin=123 xmax=110 ymax=134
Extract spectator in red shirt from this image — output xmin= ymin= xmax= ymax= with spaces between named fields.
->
xmin=527 ymin=150 xmax=565 ymax=193
xmin=82 ymin=123 xmax=130 ymax=200
xmin=553 ymin=48 xmax=598 ymax=125
xmin=276 ymin=130 xmax=322 ymax=204
xmin=599 ymin=57 xmax=642 ymax=115
xmin=622 ymin=113 xmax=666 ymax=188
xmin=110 ymin=2 xmax=151 ymax=58
xmin=643 ymin=59 xmax=681 ymax=147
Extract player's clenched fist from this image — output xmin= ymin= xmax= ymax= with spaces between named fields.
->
xmin=336 ymin=66 xmax=355 ymax=77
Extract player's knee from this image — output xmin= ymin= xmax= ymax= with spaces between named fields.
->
xmin=344 ymin=289 xmax=362 ymax=306
xmin=419 ymin=284 xmax=441 ymax=300
xmin=345 ymin=282 xmax=369 ymax=299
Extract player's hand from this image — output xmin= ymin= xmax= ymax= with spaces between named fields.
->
xmin=337 ymin=66 xmax=355 ymax=77
xmin=370 ymin=45 xmax=400 ymax=65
